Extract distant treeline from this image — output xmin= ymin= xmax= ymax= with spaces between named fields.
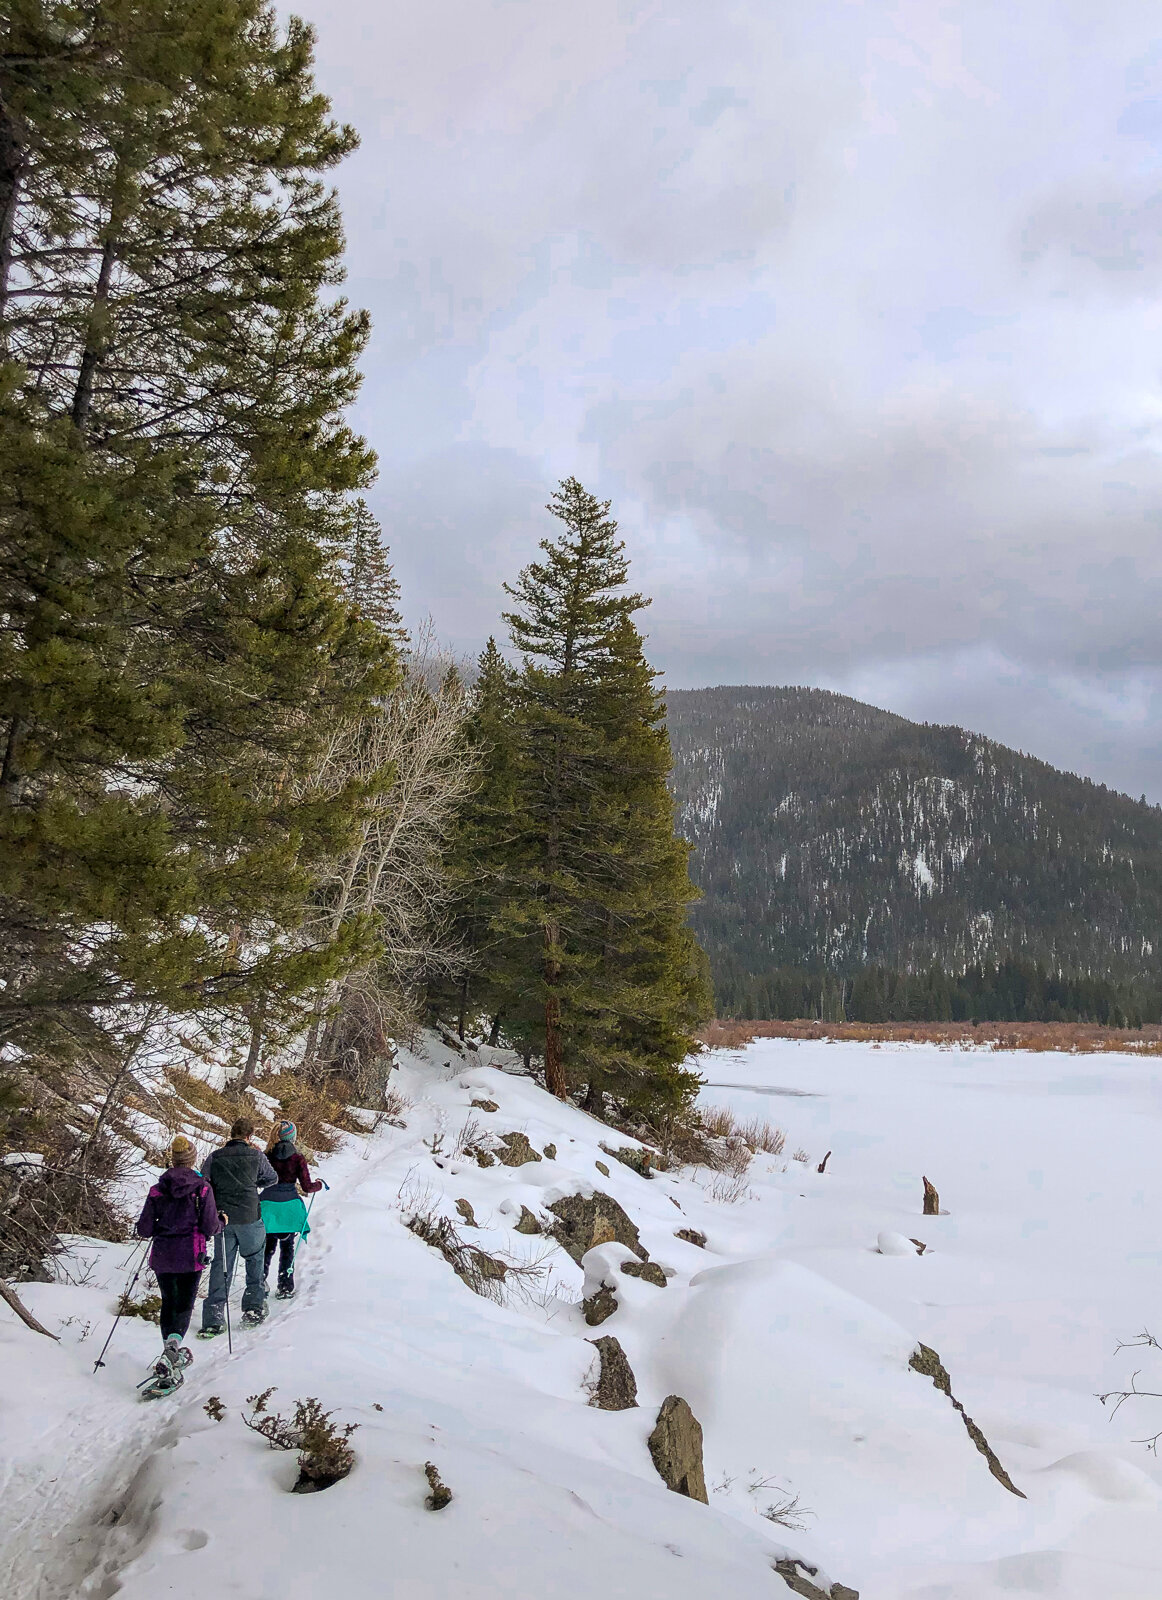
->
xmin=713 ymin=958 xmax=1162 ymax=1028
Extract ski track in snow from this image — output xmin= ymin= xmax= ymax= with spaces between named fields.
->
xmin=3 ymin=1035 xmax=1162 ymax=1599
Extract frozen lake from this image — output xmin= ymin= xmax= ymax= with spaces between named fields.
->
xmin=697 ymin=1037 xmax=1162 ymax=1597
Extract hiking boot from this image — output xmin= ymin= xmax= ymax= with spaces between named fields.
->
xmin=197 ymin=1323 xmax=226 ymax=1340
xmin=276 ymin=1275 xmax=295 ymax=1300
xmin=164 ymin=1334 xmax=193 ymax=1370
xmin=241 ymin=1306 xmax=267 ymax=1328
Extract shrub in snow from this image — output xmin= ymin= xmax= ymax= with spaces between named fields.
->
xmin=424 ymin=1461 xmax=453 ymax=1509
xmin=116 ymin=1289 xmax=162 ymax=1322
xmin=243 ymin=1387 xmax=358 ymax=1492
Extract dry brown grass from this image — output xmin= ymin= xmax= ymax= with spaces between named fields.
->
xmin=697 ymin=1104 xmax=786 ymax=1159
xmin=259 ymin=1073 xmax=362 ymax=1155
xmin=698 ymin=1018 xmax=1162 ymax=1055
xmin=166 ymin=1069 xmax=245 ymax=1126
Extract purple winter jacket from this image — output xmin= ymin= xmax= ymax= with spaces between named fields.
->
xmin=136 ymin=1166 xmax=222 ymax=1274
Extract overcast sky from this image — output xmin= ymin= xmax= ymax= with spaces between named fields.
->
xmin=293 ymin=0 xmax=1162 ymax=800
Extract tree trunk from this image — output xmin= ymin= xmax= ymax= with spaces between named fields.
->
xmin=70 ymin=228 xmax=119 ymax=433
xmin=542 ymin=919 xmax=567 ymax=1099
xmin=0 ymin=716 xmax=27 ymax=806
xmin=544 ymin=994 xmax=566 ymax=1100
xmin=582 ymin=1078 xmax=602 ymax=1113
xmin=0 ymin=95 xmax=26 ymax=321
xmin=488 ymin=1014 xmax=501 ymax=1048
xmin=457 ymin=975 xmax=469 ymax=1041
xmin=236 ymin=1004 xmax=266 ymax=1092
xmin=0 ymin=1277 xmax=58 ymax=1339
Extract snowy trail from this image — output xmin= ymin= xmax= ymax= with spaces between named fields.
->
xmin=4 ymin=1036 xmax=1162 ymax=1600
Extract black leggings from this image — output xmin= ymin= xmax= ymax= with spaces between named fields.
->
xmin=156 ymin=1270 xmax=201 ymax=1341
xmin=264 ymin=1232 xmax=295 ymax=1282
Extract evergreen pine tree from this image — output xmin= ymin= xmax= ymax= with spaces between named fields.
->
xmin=0 ymin=2 xmax=395 ymax=1051
xmin=498 ymin=479 xmax=711 ymax=1106
xmin=437 ymin=638 xmax=528 ymax=1042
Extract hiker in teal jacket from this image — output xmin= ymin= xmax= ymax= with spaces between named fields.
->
xmin=260 ymin=1121 xmax=323 ymax=1299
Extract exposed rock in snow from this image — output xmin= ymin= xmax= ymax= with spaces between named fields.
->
xmin=648 ymin=1394 xmax=708 ymax=1503
xmin=496 ymin=1131 xmax=542 ymax=1167
xmin=547 ymin=1190 xmax=647 ymax=1264
xmin=587 ymin=1335 xmax=638 ymax=1411
xmin=675 ymin=1227 xmax=707 ymax=1248
xmin=908 ymin=1343 xmax=1025 ymax=1498
xmin=773 ymin=1556 xmax=859 ymax=1598
xmin=620 ymin=1258 xmax=667 ymax=1288
xmin=876 ymin=1231 xmax=921 ymax=1257
xmin=582 ymin=1283 xmax=618 ymax=1326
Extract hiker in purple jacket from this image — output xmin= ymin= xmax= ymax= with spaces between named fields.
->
xmin=136 ymin=1136 xmax=221 ymax=1385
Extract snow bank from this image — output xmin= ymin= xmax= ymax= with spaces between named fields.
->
xmin=2 ymin=1033 xmax=1161 ymax=1599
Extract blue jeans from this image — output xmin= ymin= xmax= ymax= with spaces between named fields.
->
xmin=201 ymin=1220 xmax=266 ymax=1326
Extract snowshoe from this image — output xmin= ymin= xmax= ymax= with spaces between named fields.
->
xmin=241 ymin=1306 xmax=267 ymax=1328
xmin=138 ymin=1359 xmax=184 ymax=1400
xmin=276 ymin=1280 xmax=295 ymax=1300
xmin=197 ymin=1323 xmax=226 ymax=1340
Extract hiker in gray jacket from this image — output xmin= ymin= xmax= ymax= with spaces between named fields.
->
xmin=198 ymin=1115 xmax=277 ymax=1335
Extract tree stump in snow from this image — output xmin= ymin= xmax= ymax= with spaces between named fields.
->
xmin=922 ymin=1176 xmax=940 ymax=1215
xmin=647 ymin=1395 xmax=708 ymax=1503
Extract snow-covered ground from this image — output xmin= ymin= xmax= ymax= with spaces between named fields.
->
xmin=2 ymin=1035 xmax=1161 ymax=1599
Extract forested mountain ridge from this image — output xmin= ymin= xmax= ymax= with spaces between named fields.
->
xmin=666 ymin=686 xmax=1162 ymax=1004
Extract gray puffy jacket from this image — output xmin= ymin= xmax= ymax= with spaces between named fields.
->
xmin=202 ymin=1141 xmax=277 ymax=1226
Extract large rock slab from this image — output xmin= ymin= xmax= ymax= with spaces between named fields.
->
xmin=547 ymin=1190 xmax=648 ymax=1264
xmin=647 ymin=1395 xmax=708 ymax=1503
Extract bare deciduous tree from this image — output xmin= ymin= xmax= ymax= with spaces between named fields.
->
xmin=300 ymin=638 xmax=479 ymax=1095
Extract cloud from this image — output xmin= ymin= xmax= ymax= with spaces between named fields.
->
xmin=293 ymin=0 xmax=1162 ymax=798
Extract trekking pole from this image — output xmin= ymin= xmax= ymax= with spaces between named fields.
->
xmin=224 ymin=1246 xmax=236 ymax=1355
xmin=287 ymin=1185 xmax=324 ymax=1276
xmin=93 ymin=1238 xmax=149 ymax=1373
